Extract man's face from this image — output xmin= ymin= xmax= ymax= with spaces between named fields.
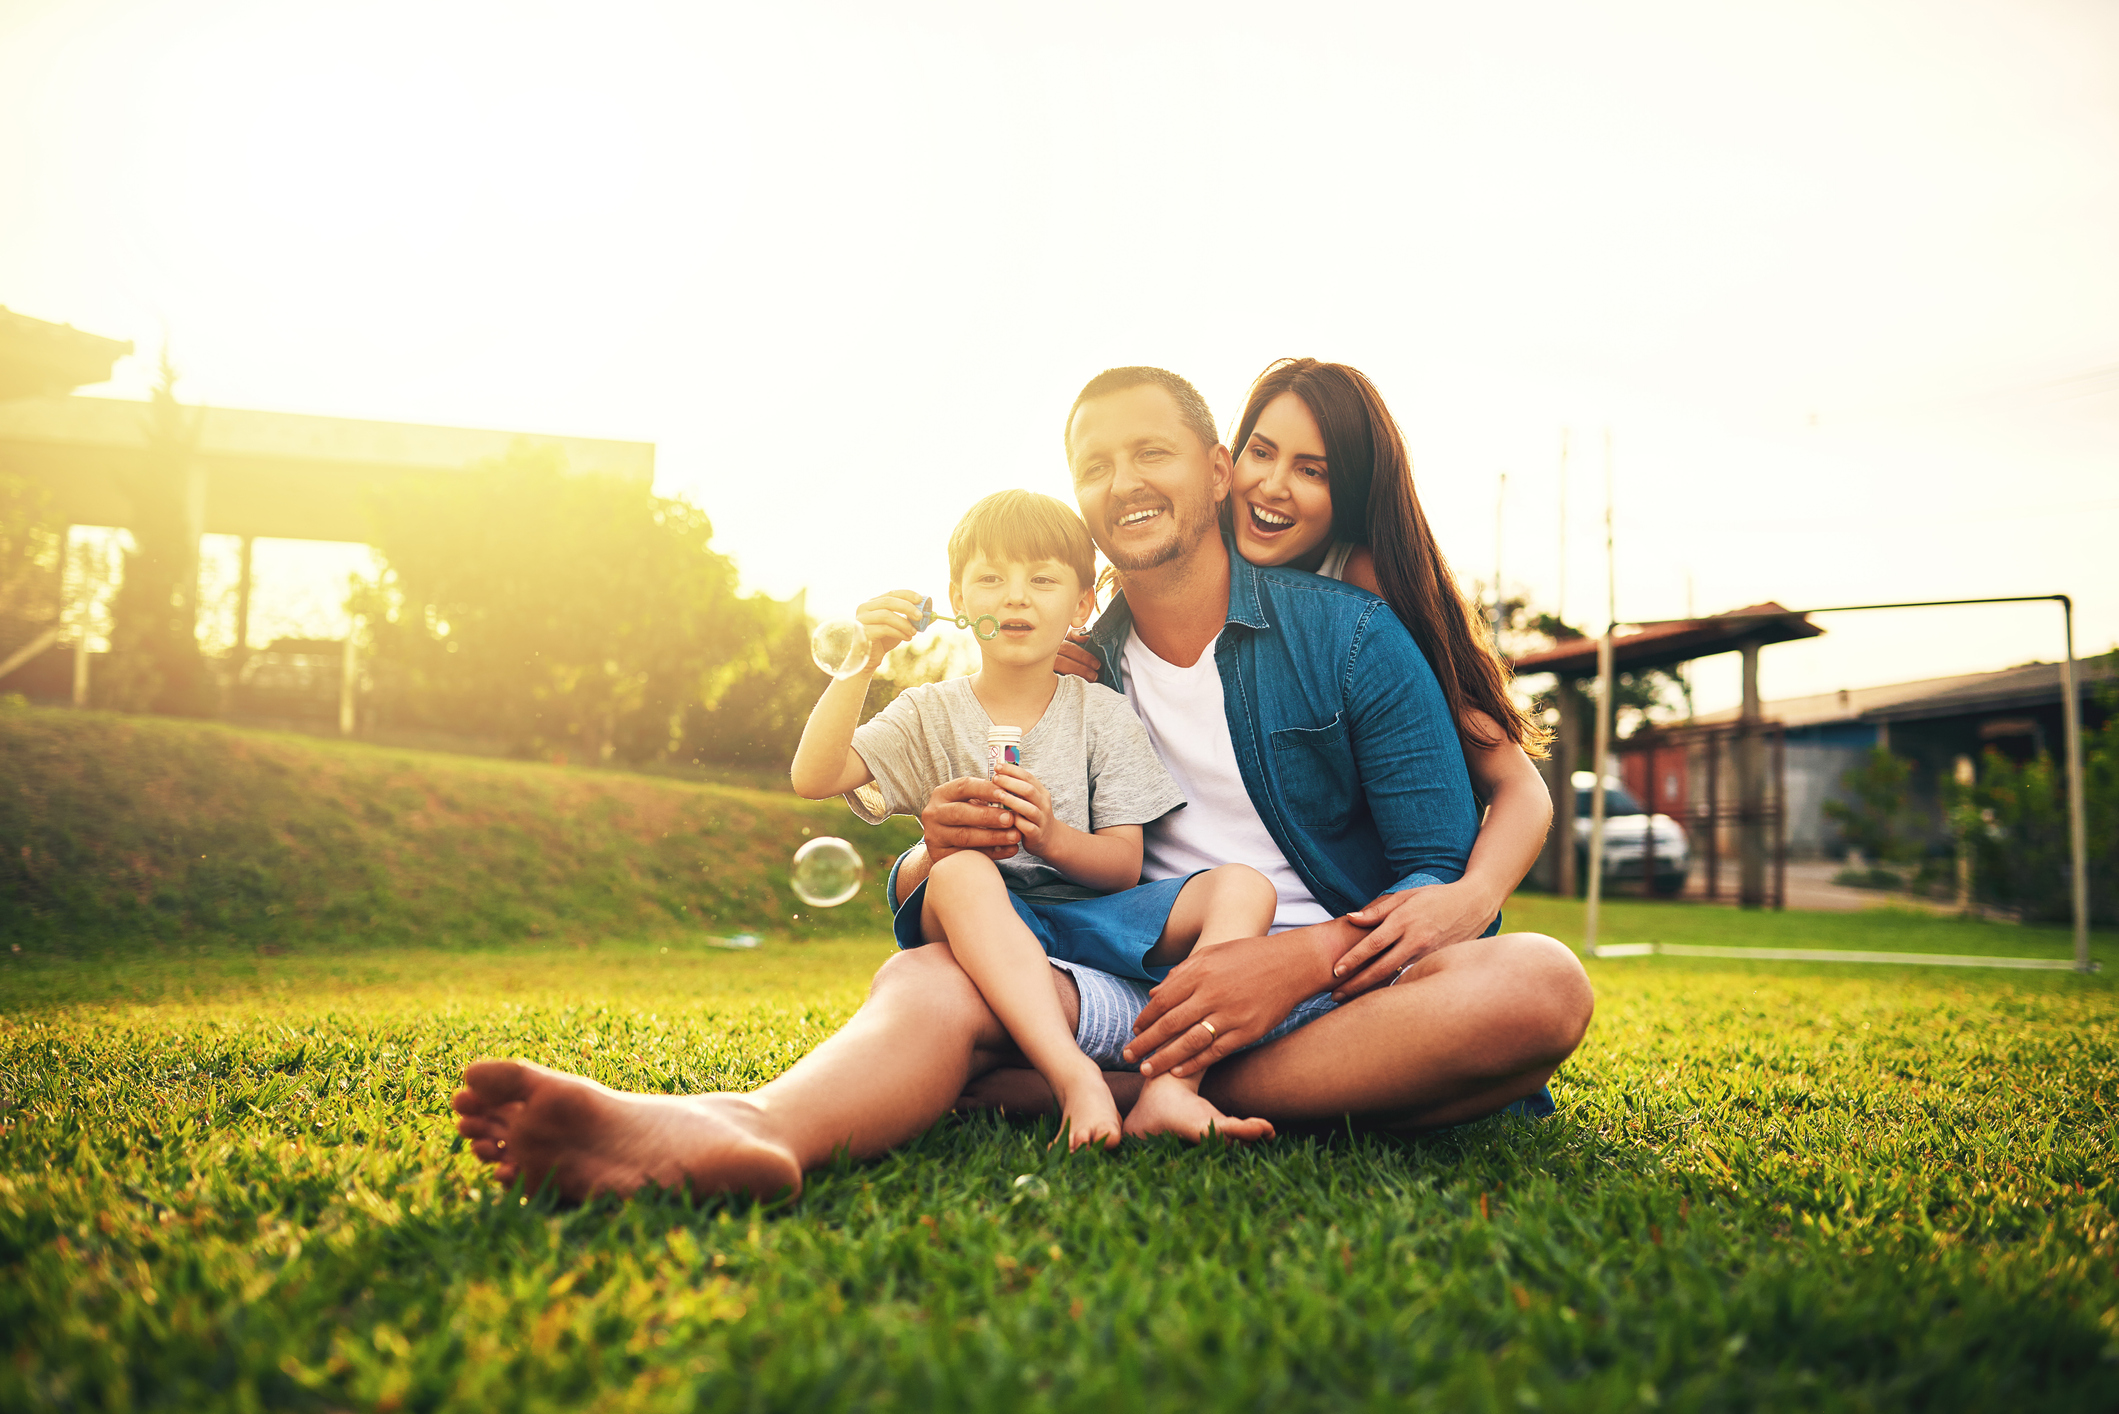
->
xmin=1066 ymin=383 xmax=1230 ymax=574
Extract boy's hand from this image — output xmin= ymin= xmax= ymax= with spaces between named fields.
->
xmin=990 ymin=763 xmax=1056 ymax=849
xmin=855 ymin=591 xmax=926 ymax=671
xmin=1053 ymin=633 xmax=1101 ymax=683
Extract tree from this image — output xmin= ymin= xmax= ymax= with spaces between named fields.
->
xmin=1507 ymin=606 xmax=1684 ymax=743
xmin=0 ymin=469 xmax=63 ymax=643
xmin=353 ymin=444 xmax=757 ymax=763
xmin=684 ymin=604 xmax=973 ymax=768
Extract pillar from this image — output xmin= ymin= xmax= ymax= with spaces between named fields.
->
xmin=233 ymin=535 xmax=254 ymax=671
xmin=1737 ymin=639 xmax=1766 ymax=908
xmin=339 ymin=631 xmax=357 ymax=737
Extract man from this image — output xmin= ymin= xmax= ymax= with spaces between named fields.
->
xmin=451 ymin=369 xmax=1593 ymax=1200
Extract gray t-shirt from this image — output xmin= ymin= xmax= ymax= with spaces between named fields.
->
xmin=846 ymin=674 xmax=1186 ymax=901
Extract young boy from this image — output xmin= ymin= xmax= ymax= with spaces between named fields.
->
xmin=790 ymin=490 xmax=1277 ymax=1150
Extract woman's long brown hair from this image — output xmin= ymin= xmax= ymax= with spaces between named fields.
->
xmin=1230 ymin=358 xmax=1549 ymax=758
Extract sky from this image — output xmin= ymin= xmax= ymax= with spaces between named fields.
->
xmin=5 ymin=0 xmax=2115 ymax=713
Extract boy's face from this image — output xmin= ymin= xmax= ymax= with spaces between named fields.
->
xmin=949 ymin=553 xmax=1094 ymax=669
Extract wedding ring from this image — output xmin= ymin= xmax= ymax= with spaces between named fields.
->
xmin=1198 ymin=1019 xmax=1217 ymax=1039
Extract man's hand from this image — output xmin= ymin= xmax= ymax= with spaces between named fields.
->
xmin=1054 ymin=632 xmax=1102 ymax=683
xmin=1122 ymin=929 xmax=1332 ymax=1079
xmin=1327 ymin=881 xmax=1499 ymax=1000
xmin=990 ymin=763 xmax=1057 ymax=852
xmin=920 ymin=776 xmax=1021 ymax=863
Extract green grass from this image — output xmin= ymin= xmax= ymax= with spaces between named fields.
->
xmin=4 ymin=897 xmax=2116 ymax=1412
xmin=1 ymin=702 xmax=919 ymax=948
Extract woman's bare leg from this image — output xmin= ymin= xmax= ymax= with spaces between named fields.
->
xmin=921 ymin=850 xmax=1120 ymax=1150
xmin=1125 ymin=865 xmax=1278 ymax=1143
xmin=1198 ymin=931 xmax=1592 ymax=1130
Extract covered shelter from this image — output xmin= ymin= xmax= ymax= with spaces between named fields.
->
xmin=0 ymin=380 xmax=654 ymax=716
xmin=1511 ymin=603 xmax=1824 ymax=908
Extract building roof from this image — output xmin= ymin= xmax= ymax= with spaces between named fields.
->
xmin=1509 ymin=602 xmax=1824 ymax=678
xmin=0 ymin=395 xmax=655 ymax=542
xmin=1691 ymin=657 xmax=2116 ymax=729
xmin=0 ymin=395 xmax=654 ymax=482
xmin=0 ymin=308 xmax=134 ymax=401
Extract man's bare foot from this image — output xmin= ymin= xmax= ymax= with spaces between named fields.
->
xmin=1122 ymin=1075 xmax=1275 ymax=1145
xmin=451 ymin=1059 xmax=802 ymax=1203
xmin=1049 ymin=1062 xmax=1123 ymax=1152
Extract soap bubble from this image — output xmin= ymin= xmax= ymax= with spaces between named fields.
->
xmin=810 ymin=618 xmax=868 ymax=679
xmin=790 ymin=836 xmax=863 ymax=908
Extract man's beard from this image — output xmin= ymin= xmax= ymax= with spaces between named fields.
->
xmin=1098 ymin=489 xmax=1219 ymax=574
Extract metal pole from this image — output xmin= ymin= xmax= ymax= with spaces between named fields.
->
xmin=1556 ymin=429 xmax=1569 ymax=628
xmin=1586 ymin=628 xmax=1614 ymax=954
xmin=2059 ymin=597 xmax=2089 ymax=971
xmin=1492 ymin=472 xmax=1507 ymax=647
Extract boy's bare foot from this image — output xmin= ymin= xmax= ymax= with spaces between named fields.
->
xmin=956 ymin=1065 xmax=1146 ymax=1120
xmin=954 ymin=1066 xmax=1056 ymax=1116
xmin=451 ymin=1059 xmax=802 ymax=1203
xmin=1050 ymin=1062 xmax=1123 ymax=1152
xmin=1122 ymin=1076 xmax=1275 ymax=1145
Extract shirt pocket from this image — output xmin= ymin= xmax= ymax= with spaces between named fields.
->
xmin=1269 ymin=714 xmax=1354 ymax=830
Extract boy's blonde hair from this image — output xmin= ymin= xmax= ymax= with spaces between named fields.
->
xmin=947 ymin=490 xmax=1097 ymax=592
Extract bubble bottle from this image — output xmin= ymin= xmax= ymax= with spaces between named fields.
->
xmin=986 ymin=725 xmax=1022 ymax=778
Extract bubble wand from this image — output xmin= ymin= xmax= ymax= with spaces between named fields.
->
xmin=809 ymin=597 xmax=1000 ymax=680
xmin=908 ymin=597 xmax=1000 ymax=641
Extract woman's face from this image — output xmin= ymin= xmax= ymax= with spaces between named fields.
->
xmin=1231 ymin=392 xmax=1334 ymax=570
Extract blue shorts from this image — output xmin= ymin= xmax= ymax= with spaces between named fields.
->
xmin=892 ymin=871 xmax=1204 ymax=984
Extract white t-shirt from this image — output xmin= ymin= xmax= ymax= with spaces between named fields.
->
xmin=1120 ymin=628 xmax=1333 ymax=933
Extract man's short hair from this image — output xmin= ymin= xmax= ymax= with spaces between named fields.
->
xmin=1063 ymin=366 xmax=1220 ymax=455
xmin=947 ymin=490 xmax=1098 ymax=591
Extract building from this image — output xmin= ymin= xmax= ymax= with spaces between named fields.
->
xmin=1689 ymin=658 xmax=2115 ymax=856
xmin=0 ymin=305 xmax=656 ymax=724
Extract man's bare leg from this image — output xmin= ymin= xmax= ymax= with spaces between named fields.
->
xmin=1198 ymin=932 xmax=1593 ymax=1130
xmin=922 ymin=850 xmax=1120 ymax=1151
xmin=1125 ymin=865 xmax=1277 ymax=1144
xmin=452 ymin=942 xmax=1083 ymax=1202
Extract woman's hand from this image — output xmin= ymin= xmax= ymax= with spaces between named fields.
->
xmin=919 ymin=777 xmax=1021 ymax=863
xmin=856 ymin=590 xmax=925 ymax=671
xmin=1053 ymin=632 xmax=1102 ymax=683
xmin=1121 ymin=930 xmax=1329 ymax=1079
xmin=1327 ymin=881 xmax=1500 ymax=1000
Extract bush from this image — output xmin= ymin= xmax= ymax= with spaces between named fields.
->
xmin=1823 ymin=747 xmax=1922 ymax=865
xmin=1949 ymin=657 xmax=2119 ymax=924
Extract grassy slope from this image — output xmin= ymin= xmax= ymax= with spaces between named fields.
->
xmin=2 ymin=909 xmax=2115 ymax=1411
xmin=1 ymin=703 xmax=919 ymax=948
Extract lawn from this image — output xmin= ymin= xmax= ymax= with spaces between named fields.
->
xmin=3 ymin=897 xmax=2115 ymax=1412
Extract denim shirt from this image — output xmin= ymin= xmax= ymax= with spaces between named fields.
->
xmin=884 ymin=539 xmax=1483 ymax=919
xmin=1078 ymin=538 xmax=1483 ymax=918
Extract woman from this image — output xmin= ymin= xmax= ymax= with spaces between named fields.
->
xmin=1065 ymin=358 xmax=1551 ymax=971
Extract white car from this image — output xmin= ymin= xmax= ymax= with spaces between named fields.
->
xmin=1571 ymin=771 xmax=1689 ymax=897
